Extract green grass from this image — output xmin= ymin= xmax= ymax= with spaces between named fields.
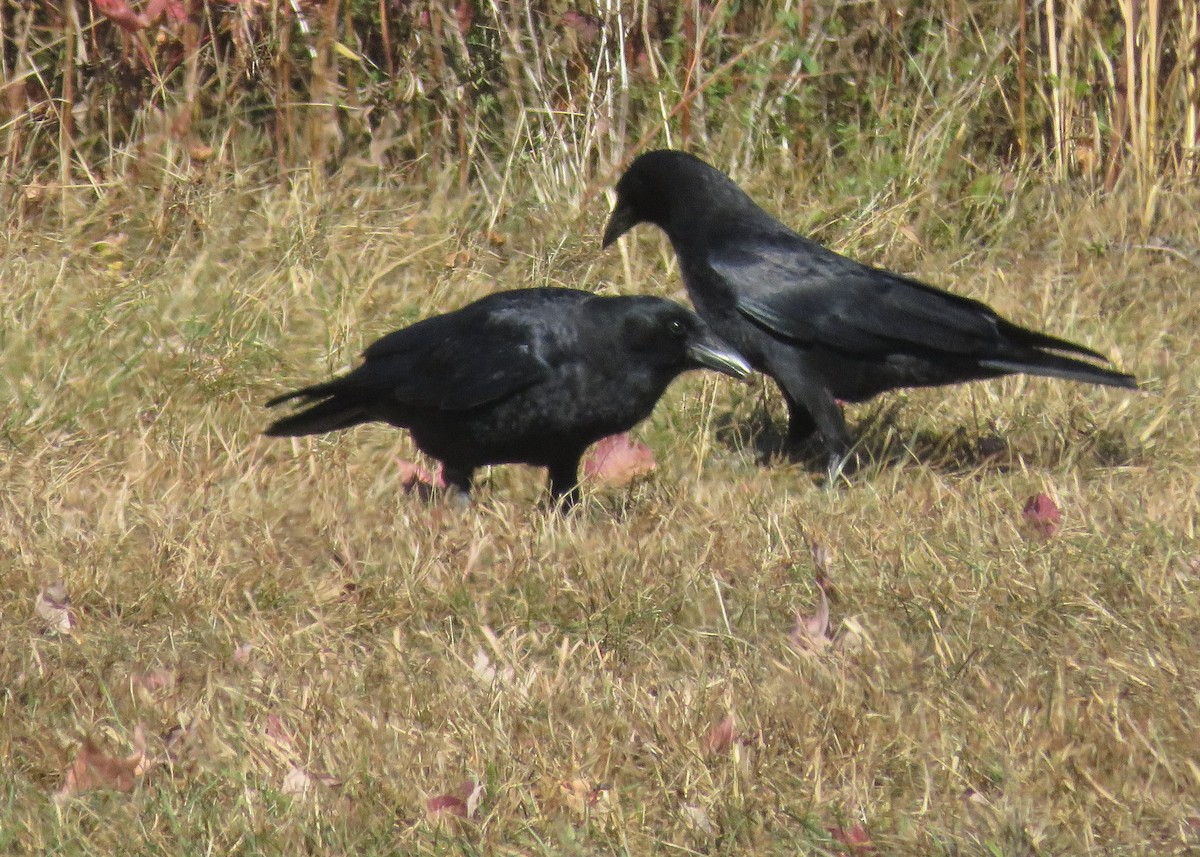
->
xmin=1 ymin=156 xmax=1197 ymax=855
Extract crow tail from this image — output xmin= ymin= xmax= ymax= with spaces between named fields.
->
xmin=981 ymin=350 xmax=1138 ymax=390
xmin=264 ymin=380 xmax=370 ymax=437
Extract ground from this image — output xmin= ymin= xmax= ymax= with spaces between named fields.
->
xmin=1 ymin=161 xmax=1197 ymax=855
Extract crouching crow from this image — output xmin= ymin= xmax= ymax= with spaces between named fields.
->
xmin=265 ymin=287 xmax=750 ymax=508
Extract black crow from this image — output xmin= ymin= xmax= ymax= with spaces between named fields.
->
xmin=603 ymin=150 xmax=1137 ymax=477
xmin=265 ymin=287 xmax=750 ymax=507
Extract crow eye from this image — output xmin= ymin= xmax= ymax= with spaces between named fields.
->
xmin=668 ymin=319 xmax=687 ymax=337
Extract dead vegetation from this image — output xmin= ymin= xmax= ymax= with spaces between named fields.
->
xmin=2 ymin=1 xmax=1199 ymax=854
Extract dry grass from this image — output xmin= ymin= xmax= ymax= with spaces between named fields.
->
xmin=1 ymin=155 xmax=1198 ymax=855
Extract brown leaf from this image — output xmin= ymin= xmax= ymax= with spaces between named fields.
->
xmin=281 ymin=765 xmax=340 ymax=798
xmin=185 ymin=140 xmax=214 ymax=161
xmin=58 ymin=727 xmax=147 ymax=796
xmin=582 ymin=433 xmax=656 ymax=486
xmin=682 ymin=802 xmax=717 ymax=836
xmin=790 ymin=585 xmax=831 ymax=651
xmin=1023 ymin=492 xmax=1061 ymax=538
xmin=828 ymin=822 xmax=874 ymax=853
xmin=560 ymin=778 xmax=611 ymax=814
xmin=35 ymin=581 xmax=75 ymax=635
xmin=702 ymin=715 xmax=737 ymax=755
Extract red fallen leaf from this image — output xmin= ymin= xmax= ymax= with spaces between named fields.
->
xmin=790 ymin=585 xmax=831 ymax=651
xmin=144 ymin=0 xmax=187 ymax=24
xmin=58 ymin=726 xmax=147 ymax=796
xmin=583 ymin=433 xmax=656 ymax=486
xmin=828 ymin=822 xmax=874 ymax=853
xmin=454 ymin=0 xmax=473 ymax=34
xmin=264 ymin=714 xmax=295 ymax=748
xmin=396 ymin=458 xmax=446 ymax=494
xmin=427 ymin=792 xmax=468 ymax=818
xmin=1023 ymin=493 xmax=1061 ymax=538
xmin=92 ymin=0 xmax=150 ymax=33
xmin=702 ymin=715 xmax=737 ymax=754
xmin=427 ymin=780 xmax=483 ymax=820
xmin=561 ymin=9 xmax=602 ymax=43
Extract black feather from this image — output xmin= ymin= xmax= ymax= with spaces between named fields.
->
xmin=604 ymin=149 xmax=1139 ymax=468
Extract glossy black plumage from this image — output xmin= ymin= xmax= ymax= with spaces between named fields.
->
xmin=265 ymin=287 xmax=750 ymax=506
xmin=603 ymin=150 xmax=1137 ymax=475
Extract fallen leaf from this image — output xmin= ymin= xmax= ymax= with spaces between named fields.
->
xmin=92 ymin=0 xmax=150 ymax=33
xmin=396 ymin=457 xmax=447 ymax=497
xmin=790 ymin=585 xmax=831 ymax=651
xmin=264 ymin=714 xmax=295 ymax=749
xmin=35 ymin=581 xmax=75 ymax=635
xmin=702 ymin=715 xmax=737 ymax=755
xmin=185 ymin=140 xmax=214 ymax=161
xmin=828 ymin=822 xmax=874 ymax=853
xmin=144 ymin=0 xmax=188 ymax=24
xmin=58 ymin=726 xmax=147 ymax=797
xmin=1023 ymin=493 xmax=1061 ymax=538
xmin=471 ymin=648 xmax=515 ymax=686
xmin=561 ymin=9 xmax=602 ymax=44
xmin=132 ymin=669 xmax=177 ymax=704
xmin=426 ymin=792 xmax=468 ymax=818
xmin=582 ymin=433 xmax=656 ymax=486
xmin=463 ymin=779 xmax=484 ymax=818
xmin=560 ymin=778 xmax=611 ymax=814
xmin=281 ymin=765 xmax=340 ymax=798
xmin=426 ymin=779 xmax=483 ymax=821
xmin=682 ymin=802 xmax=717 ymax=836
xmin=454 ymin=0 xmax=473 ymax=34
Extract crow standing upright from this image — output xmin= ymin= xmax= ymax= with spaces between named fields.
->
xmin=265 ymin=287 xmax=750 ymax=507
xmin=603 ymin=150 xmax=1137 ymax=478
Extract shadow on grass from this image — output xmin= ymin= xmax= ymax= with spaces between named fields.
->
xmin=711 ymin=398 xmax=1144 ymax=480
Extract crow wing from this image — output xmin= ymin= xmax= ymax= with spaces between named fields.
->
xmin=710 ymin=233 xmax=1104 ymax=361
xmin=357 ymin=304 xmax=554 ymax=411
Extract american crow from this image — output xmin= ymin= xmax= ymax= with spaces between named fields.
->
xmin=265 ymin=287 xmax=750 ymax=507
xmin=603 ymin=150 xmax=1137 ymax=477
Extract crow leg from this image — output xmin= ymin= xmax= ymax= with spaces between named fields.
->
xmin=441 ymin=465 xmax=474 ymax=506
xmin=781 ymin=392 xmax=819 ymax=448
xmin=772 ymin=370 xmax=852 ymax=480
xmin=547 ymin=457 xmax=582 ymax=512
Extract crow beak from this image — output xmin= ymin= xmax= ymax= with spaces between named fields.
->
xmin=602 ymin=200 xmax=639 ymax=248
xmin=687 ymin=336 xmax=752 ymax=380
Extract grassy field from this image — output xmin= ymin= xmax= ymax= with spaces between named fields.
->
xmin=1 ymin=150 xmax=1198 ymax=856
